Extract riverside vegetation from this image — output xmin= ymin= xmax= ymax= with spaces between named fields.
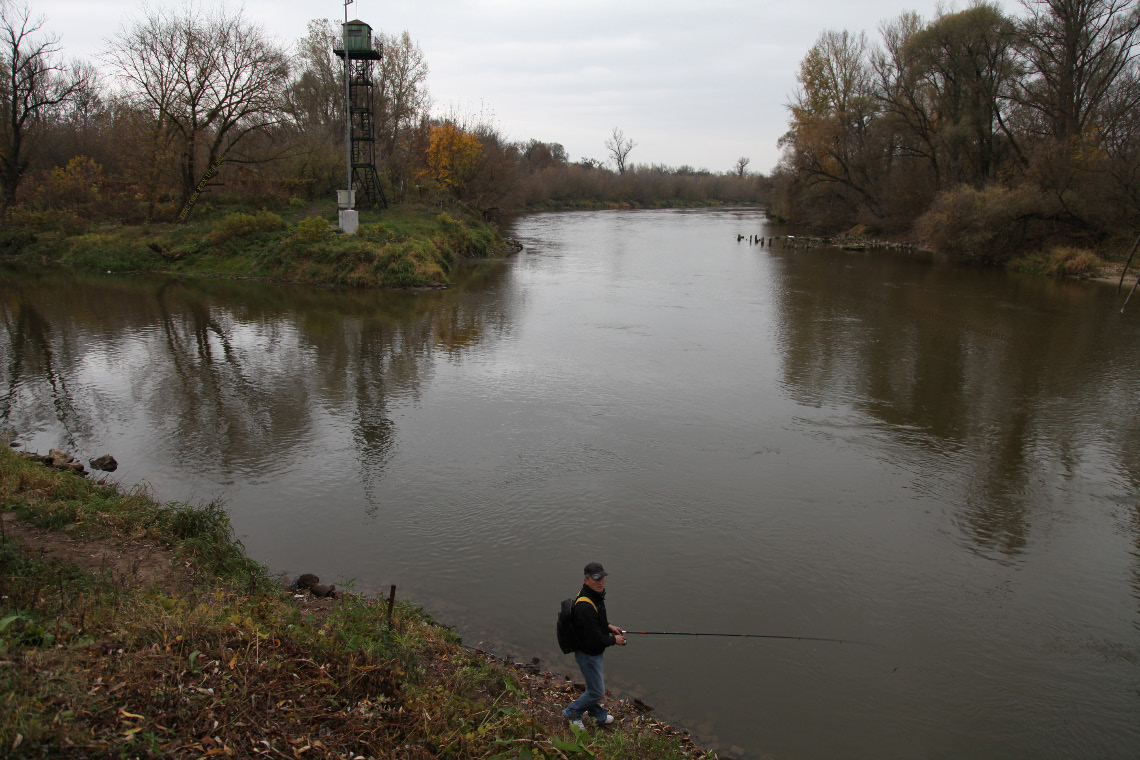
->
xmin=0 ymin=198 xmax=505 ymax=290
xmin=771 ymin=1 xmax=1140 ymax=276
xmin=0 ymin=442 xmax=717 ymax=760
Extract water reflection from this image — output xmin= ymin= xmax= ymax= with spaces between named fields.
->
xmin=1 ymin=283 xmax=90 ymax=448
xmin=770 ymin=250 xmax=1140 ymax=564
xmin=0 ymin=262 xmax=515 ymax=508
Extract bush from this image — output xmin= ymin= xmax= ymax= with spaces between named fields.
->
xmin=1008 ymin=246 xmax=1106 ymax=278
xmin=208 ymin=210 xmax=285 ymax=244
xmin=0 ymin=227 xmax=37 ymax=253
xmin=915 ymin=184 xmax=1051 ymax=263
xmin=287 ymin=216 xmax=332 ymax=244
xmin=355 ymin=222 xmax=390 ymax=243
xmin=5 ymin=206 xmax=90 ymax=236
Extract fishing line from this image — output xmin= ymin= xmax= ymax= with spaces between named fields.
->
xmin=623 ymin=630 xmax=881 ymax=646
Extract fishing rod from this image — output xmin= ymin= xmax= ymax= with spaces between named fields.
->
xmin=622 ymin=630 xmax=880 ymax=646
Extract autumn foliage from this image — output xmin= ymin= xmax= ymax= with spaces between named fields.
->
xmin=419 ymin=124 xmax=483 ymax=191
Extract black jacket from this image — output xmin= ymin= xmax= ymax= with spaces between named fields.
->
xmin=571 ymin=584 xmax=616 ymax=656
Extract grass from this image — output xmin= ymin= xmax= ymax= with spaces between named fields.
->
xmin=0 ymin=445 xmax=716 ymax=759
xmin=0 ymin=199 xmax=509 ymax=290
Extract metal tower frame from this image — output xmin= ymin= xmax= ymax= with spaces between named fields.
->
xmin=334 ymin=46 xmax=388 ymax=210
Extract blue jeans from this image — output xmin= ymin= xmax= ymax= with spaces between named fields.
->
xmin=563 ymin=651 xmax=608 ymax=722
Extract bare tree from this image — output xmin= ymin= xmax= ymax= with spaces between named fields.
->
xmin=287 ymin=19 xmax=343 ymax=136
xmin=107 ymin=4 xmax=290 ymax=218
xmin=733 ymin=156 xmax=751 ymax=177
xmin=605 ymin=127 xmax=636 ymax=174
xmin=376 ymin=30 xmax=430 ymax=191
xmin=0 ymin=0 xmax=85 ymax=211
xmin=1016 ymin=0 xmax=1140 ymax=142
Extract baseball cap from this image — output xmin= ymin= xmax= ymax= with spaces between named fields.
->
xmin=584 ymin=562 xmax=608 ymax=580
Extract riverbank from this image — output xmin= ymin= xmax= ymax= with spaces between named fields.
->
xmin=0 ymin=442 xmax=716 ymax=759
xmin=0 ymin=200 xmax=513 ymax=290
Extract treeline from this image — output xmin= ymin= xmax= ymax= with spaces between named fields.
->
xmin=773 ymin=0 xmax=1140 ymax=263
xmin=0 ymin=2 xmax=763 ymax=227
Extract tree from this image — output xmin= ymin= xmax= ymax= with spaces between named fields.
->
xmin=905 ymin=4 xmax=1021 ymax=186
xmin=522 ymin=139 xmax=567 ymax=172
xmin=605 ymin=127 xmax=636 ymax=174
xmin=781 ymin=29 xmax=884 ymax=218
xmin=107 ymin=5 xmax=290 ymax=218
xmin=733 ymin=156 xmax=751 ymax=177
xmin=873 ymin=11 xmax=946 ymax=184
xmin=1017 ymin=0 xmax=1140 ymax=143
xmin=287 ymin=19 xmax=343 ymax=137
xmin=1011 ymin=0 xmax=1140 ymax=228
xmin=376 ymin=29 xmax=430 ymax=192
xmin=419 ymin=122 xmax=482 ymax=192
xmin=0 ymin=0 xmax=85 ymax=211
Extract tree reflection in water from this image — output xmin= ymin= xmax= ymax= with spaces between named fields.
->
xmin=0 ymin=263 xmax=513 ymax=515
xmin=770 ymin=251 xmax=1140 ymax=564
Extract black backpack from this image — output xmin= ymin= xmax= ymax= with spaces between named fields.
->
xmin=556 ymin=594 xmax=597 ymax=654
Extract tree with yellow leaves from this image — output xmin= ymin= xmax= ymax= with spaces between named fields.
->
xmin=419 ymin=123 xmax=482 ymax=194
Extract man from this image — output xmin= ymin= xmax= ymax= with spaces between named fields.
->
xmin=563 ymin=561 xmax=626 ymax=729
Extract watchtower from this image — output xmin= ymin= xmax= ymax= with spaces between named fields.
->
xmin=334 ymin=20 xmax=387 ymax=210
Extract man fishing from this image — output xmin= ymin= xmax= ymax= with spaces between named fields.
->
xmin=563 ymin=562 xmax=626 ymax=729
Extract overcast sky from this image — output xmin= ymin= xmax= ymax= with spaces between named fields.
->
xmin=31 ymin=0 xmax=1020 ymax=174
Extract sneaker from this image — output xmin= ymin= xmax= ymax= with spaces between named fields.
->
xmin=569 ymin=719 xmax=585 ymax=730
xmin=602 ymin=715 xmax=615 ymax=725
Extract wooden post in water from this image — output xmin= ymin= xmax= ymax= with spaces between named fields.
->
xmin=1123 ymin=274 xmax=1140 ymax=314
xmin=1118 ymin=234 xmax=1140 ymax=292
xmin=386 ymin=585 xmax=397 ymax=627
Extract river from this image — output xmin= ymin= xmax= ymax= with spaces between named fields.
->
xmin=2 ymin=208 xmax=1139 ymax=759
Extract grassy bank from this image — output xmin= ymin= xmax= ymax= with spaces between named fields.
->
xmin=0 ymin=444 xmax=714 ymax=759
xmin=0 ymin=200 xmax=509 ymax=289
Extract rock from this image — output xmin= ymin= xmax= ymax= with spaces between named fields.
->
xmin=48 ymin=449 xmax=75 ymax=466
xmin=290 ymin=573 xmax=320 ymax=592
xmin=310 ymin=583 xmax=337 ymax=599
xmin=89 ymin=454 xmax=118 ymax=472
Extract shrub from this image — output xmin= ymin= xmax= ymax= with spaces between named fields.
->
xmin=288 ymin=197 xmax=305 ymax=209
xmin=1008 ymin=246 xmax=1106 ymax=278
xmin=287 ymin=216 xmax=332 ymax=244
xmin=208 ymin=210 xmax=285 ymax=244
xmin=915 ymin=184 xmax=1050 ymax=263
xmin=355 ymin=222 xmax=390 ymax=243
xmin=34 ymin=156 xmax=104 ymax=213
xmin=0 ymin=227 xmax=37 ymax=253
xmin=5 ymin=207 xmax=90 ymax=236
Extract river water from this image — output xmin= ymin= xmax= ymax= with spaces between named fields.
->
xmin=2 ymin=208 xmax=1139 ymax=759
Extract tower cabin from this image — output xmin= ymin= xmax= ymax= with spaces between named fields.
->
xmin=333 ymin=20 xmax=382 ymax=60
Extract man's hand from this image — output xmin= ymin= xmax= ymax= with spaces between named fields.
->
xmin=615 ymin=634 xmax=627 ymax=646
